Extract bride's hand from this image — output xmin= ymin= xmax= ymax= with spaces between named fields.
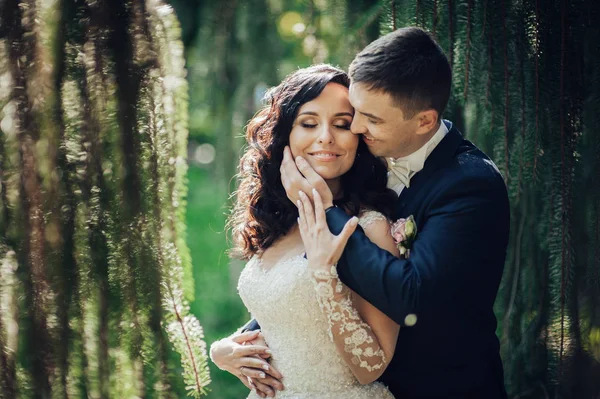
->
xmin=297 ymin=189 xmax=358 ymax=271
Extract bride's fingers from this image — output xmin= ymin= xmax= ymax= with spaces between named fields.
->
xmin=297 ymin=201 xmax=308 ymax=238
xmin=335 ymin=216 xmax=359 ymax=251
xmin=298 ymin=218 xmax=308 ymax=248
xmin=297 ymin=204 xmax=308 ymax=247
xmin=311 ymin=188 xmax=327 ymax=230
xmin=298 ymin=191 xmax=315 ymax=230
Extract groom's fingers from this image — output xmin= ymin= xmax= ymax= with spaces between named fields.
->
xmin=237 ymin=357 xmax=273 ymax=373
xmin=236 ymin=356 xmax=283 ymax=380
xmin=231 ymin=329 xmax=260 ymax=344
xmin=234 ymin=344 xmax=272 ymax=357
xmin=281 ymin=146 xmax=311 ymax=204
xmin=295 ymin=156 xmax=333 ymax=207
xmin=257 ymin=358 xmax=283 ymax=380
xmin=247 ymin=333 xmax=271 ymax=359
xmin=255 ymin=375 xmax=285 ymax=392
xmin=240 ymin=365 xmax=270 ymax=380
xmin=252 ymin=379 xmax=277 ymax=398
xmin=240 ymin=361 xmax=275 ymax=380
xmin=235 ymin=373 xmax=257 ymax=393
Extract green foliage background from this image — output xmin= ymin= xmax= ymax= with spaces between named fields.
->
xmin=0 ymin=0 xmax=598 ymax=398
xmin=0 ymin=0 xmax=211 ymax=397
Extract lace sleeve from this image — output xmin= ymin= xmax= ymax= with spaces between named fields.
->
xmin=311 ymin=266 xmax=389 ymax=384
xmin=358 ymin=210 xmax=389 ymax=230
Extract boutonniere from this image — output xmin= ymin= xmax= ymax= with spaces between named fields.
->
xmin=391 ymin=215 xmax=417 ymax=258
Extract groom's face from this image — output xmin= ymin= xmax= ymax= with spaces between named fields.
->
xmin=348 ymin=82 xmax=421 ymax=159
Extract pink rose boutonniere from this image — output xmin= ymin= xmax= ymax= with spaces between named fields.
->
xmin=391 ymin=215 xmax=417 ymax=258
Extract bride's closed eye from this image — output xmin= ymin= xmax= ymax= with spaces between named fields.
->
xmin=334 ymin=123 xmax=351 ymax=130
xmin=297 ymin=116 xmax=351 ymax=130
xmin=300 ymin=122 xmax=349 ymax=130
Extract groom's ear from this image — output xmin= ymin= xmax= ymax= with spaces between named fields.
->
xmin=414 ymin=109 xmax=439 ymax=136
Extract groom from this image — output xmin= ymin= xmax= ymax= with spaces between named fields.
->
xmin=212 ymin=27 xmax=510 ymax=398
xmin=279 ymin=27 xmax=510 ymax=398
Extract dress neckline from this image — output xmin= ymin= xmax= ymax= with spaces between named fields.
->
xmin=254 ymin=252 xmax=306 ymax=274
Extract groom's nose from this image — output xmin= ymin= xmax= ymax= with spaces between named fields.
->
xmin=350 ymin=114 xmax=368 ymax=135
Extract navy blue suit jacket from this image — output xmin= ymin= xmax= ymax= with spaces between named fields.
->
xmin=325 ymin=120 xmax=510 ymax=398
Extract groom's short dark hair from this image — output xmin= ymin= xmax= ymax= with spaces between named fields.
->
xmin=349 ymin=27 xmax=451 ymax=120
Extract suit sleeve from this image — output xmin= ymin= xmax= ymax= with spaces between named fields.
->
xmin=326 ymin=174 xmax=509 ymax=326
xmin=241 ymin=319 xmax=261 ymax=332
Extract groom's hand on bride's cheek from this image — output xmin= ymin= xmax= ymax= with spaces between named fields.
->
xmin=294 ymin=156 xmax=333 ymax=209
xmin=280 ymin=146 xmax=333 ymax=208
xmin=280 ymin=146 xmax=312 ymax=204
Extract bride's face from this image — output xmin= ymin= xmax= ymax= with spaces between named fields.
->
xmin=289 ymin=83 xmax=357 ymax=182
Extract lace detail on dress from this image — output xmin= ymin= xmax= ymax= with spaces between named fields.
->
xmin=237 ymin=211 xmax=394 ymax=398
xmin=357 ymin=210 xmax=389 ymax=230
xmin=312 ymin=266 xmax=387 ymax=372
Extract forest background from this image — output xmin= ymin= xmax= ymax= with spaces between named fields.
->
xmin=0 ymin=0 xmax=599 ymax=398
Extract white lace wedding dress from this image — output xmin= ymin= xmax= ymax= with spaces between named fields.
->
xmin=237 ymin=211 xmax=395 ymax=399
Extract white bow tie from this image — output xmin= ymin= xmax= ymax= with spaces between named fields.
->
xmin=388 ymin=158 xmax=414 ymax=188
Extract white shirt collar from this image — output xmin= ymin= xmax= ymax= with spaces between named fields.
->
xmin=387 ymin=121 xmax=449 ymax=193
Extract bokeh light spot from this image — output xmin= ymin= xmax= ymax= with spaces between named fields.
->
xmin=278 ymin=12 xmax=303 ymax=38
xmin=194 ymin=143 xmax=216 ymax=165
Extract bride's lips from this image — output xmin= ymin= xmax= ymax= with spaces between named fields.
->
xmin=307 ymin=151 xmax=342 ymax=162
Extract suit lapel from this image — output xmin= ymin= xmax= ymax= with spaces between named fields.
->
xmin=395 ymin=120 xmax=463 ymax=218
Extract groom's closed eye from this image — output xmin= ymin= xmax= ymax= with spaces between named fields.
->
xmin=358 ymin=111 xmax=383 ymax=124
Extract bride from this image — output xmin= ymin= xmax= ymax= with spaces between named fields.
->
xmin=211 ymin=64 xmax=400 ymax=398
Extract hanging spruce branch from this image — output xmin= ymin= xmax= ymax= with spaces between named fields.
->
xmin=0 ymin=0 xmax=210 ymax=397
xmin=370 ymin=0 xmax=599 ymax=397
xmin=463 ymin=0 xmax=472 ymax=101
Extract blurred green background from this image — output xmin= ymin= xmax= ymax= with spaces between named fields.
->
xmin=3 ymin=0 xmax=597 ymax=397
xmin=186 ymin=167 xmax=246 ymax=398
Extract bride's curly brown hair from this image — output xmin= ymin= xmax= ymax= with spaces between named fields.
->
xmin=228 ymin=64 xmax=397 ymax=260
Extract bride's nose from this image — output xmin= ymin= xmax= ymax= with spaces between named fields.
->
xmin=317 ymin=126 xmax=335 ymax=144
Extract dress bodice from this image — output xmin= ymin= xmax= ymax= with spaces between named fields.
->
xmin=237 ymin=211 xmax=394 ymax=398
